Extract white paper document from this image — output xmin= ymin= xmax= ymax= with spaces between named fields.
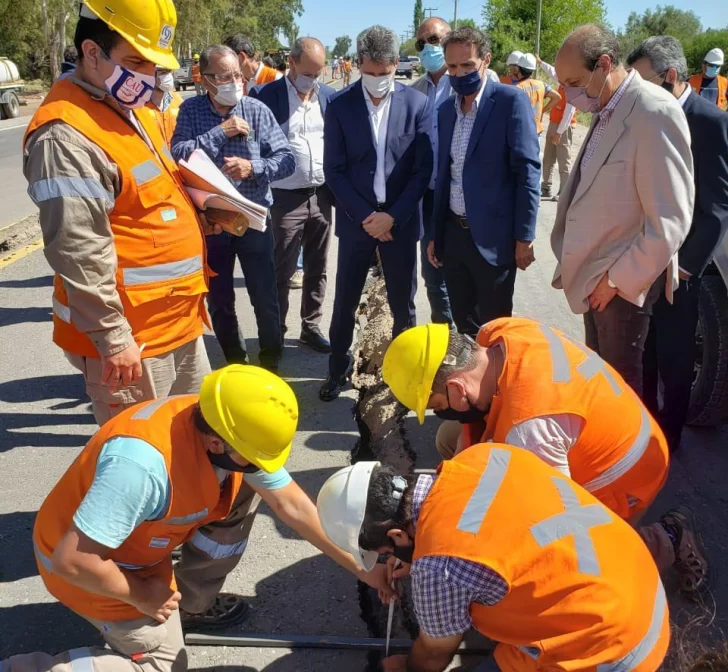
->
xmin=178 ymin=149 xmax=268 ymax=232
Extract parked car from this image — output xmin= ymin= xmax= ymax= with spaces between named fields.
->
xmin=0 ymin=57 xmax=24 ymax=119
xmin=395 ymin=56 xmax=414 ymax=79
xmin=174 ymin=58 xmax=194 ymax=91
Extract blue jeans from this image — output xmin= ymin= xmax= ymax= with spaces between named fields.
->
xmin=206 ymin=228 xmax=282 ymax=360
xmin=421 ymin=188 xmax=453 ymax=325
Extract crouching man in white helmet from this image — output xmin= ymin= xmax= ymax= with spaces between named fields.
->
xmin=317 ymin=452 xmax=669 ymax=672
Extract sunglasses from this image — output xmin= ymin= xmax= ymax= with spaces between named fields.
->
xmin=415 ymin=35 xmax=441 ymax=52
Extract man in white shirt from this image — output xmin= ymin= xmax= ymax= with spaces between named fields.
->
xmin=320 ymin=25 xmax=433 ymax=400
xmin=250 ymin=37 xmax=335 ymax=353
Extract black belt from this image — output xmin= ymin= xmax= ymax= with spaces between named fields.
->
xmin=449 ymin=210 xmax=469 ymax=229
xmin=275 ymin=185 xmax=324 ymax=197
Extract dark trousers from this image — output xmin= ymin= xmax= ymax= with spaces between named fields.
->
xmin=643 ymin=277 xmax=701 ymax=450
xmin=206 ymin=228 xmax=282 ymax=360
xmin=442 ymin=214 xmax=516 ymax=337
xmin=421 ymin=189 xmax=453 ymax=325
xmin=328 ymin=233 xmax=417 ymax=378
xmin=583 ymin=284 xmax=661 ymax=398
xmin=270 ymin=187 xmax=333 ymax=333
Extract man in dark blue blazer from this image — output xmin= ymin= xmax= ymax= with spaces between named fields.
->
xmin=428 ymin=27 xmax=541 ymax=336
xmin=630 ymin=37 xmax=728 ymax=451
xmin=320 ymin=25 xmax=433 ymax=400
xmin=249 ymin=38 xmax=338 ymax=354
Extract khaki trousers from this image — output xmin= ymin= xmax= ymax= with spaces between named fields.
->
xmin=541 ymin=121 xmax=573 ymax=193
xmin=66 ymin=336 xmax=211 ymax=425
xmin=2 ymin=611 xmax=186 ymax=672
xmin=433 ymin=419 xmax=675 ymax=569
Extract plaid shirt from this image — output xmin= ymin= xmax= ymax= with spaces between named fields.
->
xmin=580 ymin=70 xmax=635 ymax=173
xmin=410 ymin=474 xmax=509 ymax=639
xmin=171 ymin=94 xmax=295 ymax=207
xmin=449 ymin=85 xmax=486 ymax=216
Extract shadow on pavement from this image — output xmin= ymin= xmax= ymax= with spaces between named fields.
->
xmin=0 ymin=374 xmax=86 ymax=406
xmin=0 ymin=275 xmax=53 ymax=289
xmin=0 ymin=510 xmax=37 ymax=583
xmin=0 ymin=412 xmax=94 ymax=452
xmin=0 ymin=306 xmax=51 ymax=328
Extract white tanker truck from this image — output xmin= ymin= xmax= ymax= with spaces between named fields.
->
xmin=0 ymin=57 xmax=24 ymax=119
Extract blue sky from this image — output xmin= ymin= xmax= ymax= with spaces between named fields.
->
xmin=297 ymin=0 xmax=727 ymax=52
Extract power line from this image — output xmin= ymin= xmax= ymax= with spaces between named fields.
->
xmin=424 ymin=6 xmax=438 ymax=18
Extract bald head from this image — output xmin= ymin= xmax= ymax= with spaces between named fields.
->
xmin=560 ymin=24 xmax=621 ymax=70
xmin=289 ymin=36 xmax=326 ymax=80
xmin=417 ymin=17 xmax=450 ymax=41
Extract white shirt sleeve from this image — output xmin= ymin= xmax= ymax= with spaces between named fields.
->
xmin=504 ymin=414 xmax=584 ymax=477
xmin=556 ymin=104 xmax=576 ymax=135
xmin=539 ymin=60 xmax=557 ymax=80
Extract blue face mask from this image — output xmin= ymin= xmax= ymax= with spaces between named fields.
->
xmin=705 ymin=64 xmax=720 ymax=78
xmin=420 ymin=44 xmax=445 ymax=73
xmin=450 ymin=68 xmax=482 ymax=97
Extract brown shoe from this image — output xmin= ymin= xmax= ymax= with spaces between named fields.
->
xmin=661 ymin=509 xmax=708 ymax=596
xmin=180 ymin=592 xmax=250 ymax=632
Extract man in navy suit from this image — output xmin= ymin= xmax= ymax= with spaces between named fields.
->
xmin=428 ymin=27 xmax=541 ymax=336
xmin=320 ymin=25 xmax=433 ymax=400
xmin=630 ymin=37 xmax=728 ymax=452
xmin=250 ymin=37 xmax=336 ymax=354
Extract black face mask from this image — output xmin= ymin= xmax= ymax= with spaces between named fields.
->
xmin=208 ymin=450 xmax=260 ymax=473
xmin=660 ymin=80 xmax=675 ymax=94
xmin=434 ymin=387 xmax=486 ymax=424
xmin=392 ymin=543 xmax=415 ymax=564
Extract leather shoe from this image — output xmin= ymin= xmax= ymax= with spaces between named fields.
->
xmin=319 ymin=375 xmax=347 ymax=401
xmin=259 ymin=349 xmax=282 ymax=372
xmin=300 ymin=327 xmax=331 ymax=353
xmin=222 ymin=345 xmax=249 ymax=365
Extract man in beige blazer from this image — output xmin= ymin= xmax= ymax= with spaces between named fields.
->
xmin=551 ymin=24 xmax=694 ymax=396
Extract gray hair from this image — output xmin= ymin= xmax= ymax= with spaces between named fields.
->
xmin=357 ymin=25 xmax=400 ymax=65
xmin=291 ymin=36 xmax=325 ymax=61
xmin=567 ymin=24 xmax=621 ymax=69
xmin=200 ymin=45 xmax=237 ymax=73
xmin=627 ymin=35 xmax=688 ymax=82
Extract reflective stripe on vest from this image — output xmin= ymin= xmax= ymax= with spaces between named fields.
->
xmin=167 ymin=508 xmax=210 ymax=525
xmin=34 ymin=541 xmax=53 ymax=572
xmin=161 ymin=146 xmax=175 ymax=164
xmin=131 ymin=160 xmax=163 ymax=185
xmin=190 ymin=531 xmax=248 ymax=559
xmin=530 ymin=477 xmax=612 ymax=576
xmin=597 ymin=577 xmax=667 ymax=671
xmin=457 ymin=447 xmax=511 ymax=534
xmin=28 ymin=176 xmax=114 ymax=208
xmin=582 ymin=406 xmax=651 ymax=493
xmin=68 ymin=648 xmax=94 ymax=672
xmin=131 ymin=396 xmax=176 ymax=421
xmin=53 ymin=296 xmax=71 ymax=323
xmin=122 ymin=255 xmax=203 ymax=287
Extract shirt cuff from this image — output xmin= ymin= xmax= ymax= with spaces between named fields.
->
xmin=207 ymin=124 xmax=229 ymax=149
xmin=90 ymin=324 xmax=135 ymax=357
xmin=678 ymin=267 xmax=692 ymax=278
xmin=250 ymin=159 xmax=267 ymax=180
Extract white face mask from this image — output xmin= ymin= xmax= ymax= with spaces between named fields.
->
xmin=361 ymin=73 xmax=393 ymax=98
xmin=213 ymin=82 xmax=244 ymax=107
xmin=104 ymin=64 xmax=156 ymax=109
xmin=157 ymin=72 xmax=175 ymax=92
xmin=293 ymin=73 xmax=318 ymax=93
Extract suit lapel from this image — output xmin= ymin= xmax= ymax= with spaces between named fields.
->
xmin=276 ymin=79 xmax=289 ymax=126
xmin=350 ymin=81 xmax=376 ymax=155
xmin=440 ymin=100 xmax=456 ymax=178
xmin=465 ymin=80 xmax=495 ymax=164
xmin=385 ymin=85 xmax=405 ymax=176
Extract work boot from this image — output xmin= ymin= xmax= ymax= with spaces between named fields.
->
xmin=300 ymin=326 xmax=331 ymax=353
xmin=660 ymin=509 xmax=708 ymax=596
xmin=222 ymin=344 xmax=249 ymax=366
xmin=180 ymin=593 xmax=250 ymax=632
xmin=259 ymin=349 xmax=282 ymax=373
xmin=541 ymin=184 xmax=552 ymax=199
xmin=319 ymin=374 xmax=347 ymax=401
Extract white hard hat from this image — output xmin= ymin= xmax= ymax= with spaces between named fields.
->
xmin=705 ymin=48 xmax=724 ymax=66
xmin=518 ymin=53 xmax=537 ymax=70
xmin=506 ymin=51 xmax=523 ymax=66
xmin=317 ymin=461 xmax=380 ymax=572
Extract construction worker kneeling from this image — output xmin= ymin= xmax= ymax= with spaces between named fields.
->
xmin=3 ymin=366 xmax=390 ymax=672
xmin=318 ymin=450 xmax=670 ymax=672
xmin=383 ymin=317 xmax=708 ymax=595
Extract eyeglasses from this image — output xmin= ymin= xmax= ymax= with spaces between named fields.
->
xmin=203 ymin=72 xmax=243 ymax=84
xmin=648 ymin=71 xmax=668 ymax=83
xmin=415 ymin=35 xmax=441 ymax=53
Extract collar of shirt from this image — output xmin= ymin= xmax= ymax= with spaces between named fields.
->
xmin=678 ymin=84 xmax=691 ymax=108
xmin=598 ymin=69 xmax=635 ymax=123
xmin=412 ymin=474 xmax=437 ymax=531
xmin=455 ymin=77 xmax=487 ymax=120
xmin=426 ymin=71 xmax=450 ymax=92
xmin=205 ymin=92 xmax=244 ymax=120
xmin=285 ymin=75 xmax=319 ymax=106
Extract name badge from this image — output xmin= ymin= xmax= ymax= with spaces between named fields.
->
xmin=161 ymin=208 xmax=177 ymax=222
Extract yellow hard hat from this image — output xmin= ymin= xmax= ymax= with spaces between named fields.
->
xmin=81 ymin=0 xmax=180 ymax=70
xmin=382 ymin=324 xmax=450 ymax=424
xmin=199 ymin=365 xmax=299 ymax=473
xmin=193 ymin=53 xmax=200 ymax=59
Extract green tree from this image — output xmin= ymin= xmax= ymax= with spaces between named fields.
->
xmin=456 ymin=18 xmax=479 ymax=29
xmin=333 ymin=35 xmax=352 ymax=57
xmin=682 ymin=28 xmax=728 ymax=75
xmin=414 ymin=0 xmax=425 ymax=35
xmin=618 ymin=5 xmax=702 ymax=58
xmin=401 ymin=37 xmax=418 ymax=55
xmin=284 ymin=22 xmax=299 ymax=49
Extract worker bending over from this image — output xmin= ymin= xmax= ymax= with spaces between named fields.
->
xmin=2 ymin=366 xmax=389 ymax=672
xmin=318 ymin=449 xmax=670 ymax=671
xmin=383 ymin=317 xmax=707 ymax=594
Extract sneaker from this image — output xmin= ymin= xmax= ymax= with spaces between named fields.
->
xmin=289 ymin=269 xmax=304 ymax=289
xmin=660 ymin=509 xmax=708 ymax=595
xmin=319 ymin=374 xmax=347 ymax=401
xmin=180 ymin=593 xmax=250 ymax=632
xmin=300 ymin=327 xmax=332 ymax=353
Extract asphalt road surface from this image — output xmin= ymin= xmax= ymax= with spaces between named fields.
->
xmin=2 ymin=73 xmax=728 ymax=670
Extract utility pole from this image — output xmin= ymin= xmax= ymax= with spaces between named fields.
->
xmin=424 ymin=6 xmax=438 ymax=18
xmin=535 ymin=0 xmax=542 ymax=57
xmin=453 ymin=0 xmax=458 ymax=29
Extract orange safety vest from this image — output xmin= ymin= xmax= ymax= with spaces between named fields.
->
xmin=499 ymin=74 xmax=513 ymax=85
xmin=24 ymin=79 xmax=209 ymax=359
xmin=688 ymin=72 xmax=728 ymax=109
xmin=462 ymin=318 xmax=669 ymax=519
xmin=191 ymin=62 xmax=201 ymax=83
xmin=143 ymin=91 xmax=183 ymax=149
xmin=33 ymin=395 xmax=244 ymax=622
xmin=548 ymin=84 xmax=576 ymax=127
xmin=256 ymin=65 xmax=279 ymax=86
xmin=414 ymin=444 xmax=670 ymax=672
xmin=516 ymin=78 xmax=546 ymax=134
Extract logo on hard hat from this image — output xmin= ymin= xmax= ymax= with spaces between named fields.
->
xmin=159 ymin=24 xmax=174 ymax=49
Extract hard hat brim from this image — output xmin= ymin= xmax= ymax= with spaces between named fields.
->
xmin=253 ymin=441 xmax=292 ymax=474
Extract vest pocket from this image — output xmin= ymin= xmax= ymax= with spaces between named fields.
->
xmin=122 ymin=267 xmax=207 ymax=308
xmin=134 ymin=169 xmax=186 ymax=248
